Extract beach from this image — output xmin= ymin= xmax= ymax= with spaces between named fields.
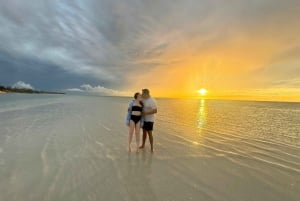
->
xmin=0 ymin=94 xmax=299 ymax=201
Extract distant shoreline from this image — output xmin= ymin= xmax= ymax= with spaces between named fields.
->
xmin=0 ymin=88 xmax=65 ymax=95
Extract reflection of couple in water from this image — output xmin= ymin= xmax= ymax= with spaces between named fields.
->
xmin=126 ymin=89 xmax=157 ymax=153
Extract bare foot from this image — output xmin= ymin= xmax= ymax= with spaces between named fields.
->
xmin=151 ymin=149 xmax=154 ymax=153
xmin=139 ymin=145 xmax=145 ymax=149
xmin=128 ymin=146 xmax=131 ymax=152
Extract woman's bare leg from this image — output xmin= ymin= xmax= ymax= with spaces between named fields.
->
xmin=139 ymin=129 xmax=147 ymax=149
xmin=128 ymin=120 xmax=135 ymax=152
xmin=135 ymin=122 xmax=141 ymax=152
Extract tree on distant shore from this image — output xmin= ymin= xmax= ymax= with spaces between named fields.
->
xmin=0 ymin=85 xmax=64 ymax=94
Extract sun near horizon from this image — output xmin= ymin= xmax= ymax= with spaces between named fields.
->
xmin=197 ymin=88 xmax=208 ymax=96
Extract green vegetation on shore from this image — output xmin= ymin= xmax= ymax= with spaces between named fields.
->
xmin=0 ymin=85 xmax=65 ymax=94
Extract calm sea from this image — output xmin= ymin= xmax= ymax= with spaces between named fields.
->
xmin=0 ymin=94 xmax=299 ymax=201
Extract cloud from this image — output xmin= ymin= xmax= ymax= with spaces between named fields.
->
xmin=67 ymin=84 xmax=131 ymax=96
xmin=272 ymin=79 xmax=300 ymax=88
xmin=66 ymin=88 xmax=83 ymax=92
xmin=252 ymin=44 xmax=300 ymax=88
xmin=12 ymin=81 xmax=34 ymax=89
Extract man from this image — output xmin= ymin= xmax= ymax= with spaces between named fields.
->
xmin=139 ymin=89 xmax=157 ymax=153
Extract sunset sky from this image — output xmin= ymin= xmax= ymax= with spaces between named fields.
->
xmin=0 ymin=0 xmax=300 ymax=101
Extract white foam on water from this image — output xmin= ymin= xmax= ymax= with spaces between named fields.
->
xmin=98 ymin=122 xmax=111 ymax=131
xmin=95 ymin=141 xmax=103 ymax=146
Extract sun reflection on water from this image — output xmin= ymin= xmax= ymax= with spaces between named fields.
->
xmin=197 ymin=99 xmax=207 ymax=132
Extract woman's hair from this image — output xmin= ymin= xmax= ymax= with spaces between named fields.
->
xmin=134 ymin=92 xmax=143 ymax=107
xmin=134 ymin=92 xmax=140 ymax=99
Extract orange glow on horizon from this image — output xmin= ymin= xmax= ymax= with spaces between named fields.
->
xmin=126 ymin=26 xmax=300 ymax=102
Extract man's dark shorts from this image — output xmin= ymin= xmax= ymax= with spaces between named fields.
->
xmin=143 ymin=121 xmax=154 ymax=131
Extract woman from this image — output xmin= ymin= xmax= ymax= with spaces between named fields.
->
xmin=127 ymin=92 xmax=143 ymax=152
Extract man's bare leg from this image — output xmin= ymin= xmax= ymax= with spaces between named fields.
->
xmin=139 ymin=129 xmax=147 ymax=149
xmin=148 ymin=131 xmax=154 ymax=153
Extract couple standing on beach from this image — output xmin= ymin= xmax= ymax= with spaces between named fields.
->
xmin=126 ymin=89 xmax=157 ymax=153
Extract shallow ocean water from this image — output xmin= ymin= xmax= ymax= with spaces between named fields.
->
xmin=0 ymin=94 xmax=299 ymax=201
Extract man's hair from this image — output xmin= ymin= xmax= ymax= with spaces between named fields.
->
xmin=142 ymin=88 xmax=150 ymax=95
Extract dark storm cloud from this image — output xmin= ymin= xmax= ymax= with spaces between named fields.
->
xmin=0 ymin=51 xmax=102 ymax=90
